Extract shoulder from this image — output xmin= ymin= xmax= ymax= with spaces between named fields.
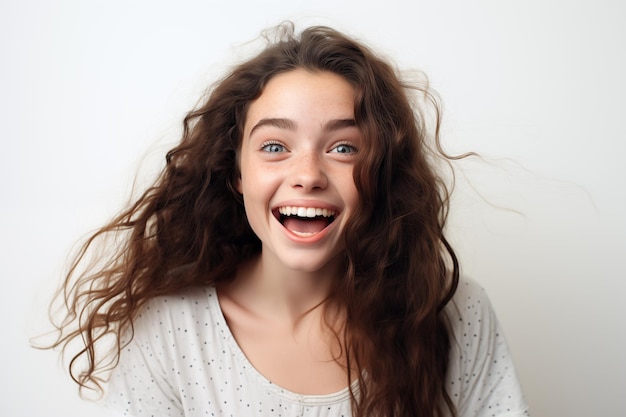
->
xmin=105 ymin=286 xmax=221 ymax=416
xmin=134 ymin=286 xmax=215 ymax=320
xmin=122 ymin=286 xmax=218 ymax=346
xmin=443 ymin=276 xmax=506 ymax=363
xmin=447 ymin=276 xmax=491 ymax=312
xmin=443 ymin=277 xmax=531 ymax=416
xmin=444 ymin=276 xmax=494 ymax=330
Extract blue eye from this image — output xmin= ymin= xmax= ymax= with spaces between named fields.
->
xmin=261 ymin=143 xmax=286 ymax=153
xmin=331 ymin=144 xmax=357 ymax=154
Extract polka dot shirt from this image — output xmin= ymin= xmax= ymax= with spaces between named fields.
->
xmin=104 ymin=278 xmax=530 ymax=416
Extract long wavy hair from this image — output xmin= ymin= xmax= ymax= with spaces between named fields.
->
xmin=45 ymin=23 xmax=459 ymax=417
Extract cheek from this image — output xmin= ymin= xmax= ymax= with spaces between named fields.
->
xmin=335 ymin=183 xmax=360 ymax=224
xmin=342 ymin=171 xmax=360 ymax=206
xmin=238 ymin=171 xmax=277 ymax=215
xmin=346 ymin=187 xmax=360 ymax=214
xmin=346 ymin=167 xmax=363 ymax=211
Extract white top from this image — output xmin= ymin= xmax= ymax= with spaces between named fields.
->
xmin=103 ymin=278 xmax=530 ymax=417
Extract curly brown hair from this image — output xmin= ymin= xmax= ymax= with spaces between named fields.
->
xmin=45 ymin=23 xmax=459 ymax=417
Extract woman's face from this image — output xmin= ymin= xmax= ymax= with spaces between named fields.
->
xmin=237 ymin=69 xmax=362 ymax=274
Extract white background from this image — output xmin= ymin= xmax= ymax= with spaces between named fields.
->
xmin=2 ymin=1 xmax=625 ymax=416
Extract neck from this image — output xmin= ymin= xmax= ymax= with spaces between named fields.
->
xmin=227 ymin=251 xmax=343 ymax=323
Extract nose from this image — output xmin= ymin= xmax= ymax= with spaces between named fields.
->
xmin=290 ymin=151 xmax=328 ymax=191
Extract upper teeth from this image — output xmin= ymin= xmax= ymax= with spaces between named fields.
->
xmin=278 ymin=206 xmax=336 ymax=218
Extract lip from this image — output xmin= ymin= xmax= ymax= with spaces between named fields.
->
xmin=272 ymin=199 xmax=341 ymax=243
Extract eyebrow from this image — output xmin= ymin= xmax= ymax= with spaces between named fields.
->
xmin=248 ymin=118 xmax=357 ymax=137
xmin=249 ymin=118 xmax=296 ymax=137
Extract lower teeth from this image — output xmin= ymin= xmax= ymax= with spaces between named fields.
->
xmin=291 ymin=231 xmax=316 ymax=237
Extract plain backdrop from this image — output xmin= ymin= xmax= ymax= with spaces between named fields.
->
xmin=2 ymin=1 xmax=625 ymax=416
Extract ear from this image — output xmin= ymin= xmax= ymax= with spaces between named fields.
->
xmin=227 ymin=171 xmax=243 ymax=201
xmin=235 ymin=176 xmax=242 ymax=194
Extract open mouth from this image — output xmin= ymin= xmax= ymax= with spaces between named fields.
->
xmin=273 ymin=206 xmax=337 ymax=237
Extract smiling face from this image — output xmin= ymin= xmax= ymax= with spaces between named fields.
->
xmin=237 ymin=69 xmax=362 ymax=274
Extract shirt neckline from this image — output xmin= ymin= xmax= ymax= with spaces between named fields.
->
xmin=205 ymin=285 xmax=357 ymax=406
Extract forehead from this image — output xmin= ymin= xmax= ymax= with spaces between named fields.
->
xmin=244 ymin=69 xmax=356 ymax=134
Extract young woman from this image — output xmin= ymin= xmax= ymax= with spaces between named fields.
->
xmin=47 ymin=24 xmax=529 ymax=417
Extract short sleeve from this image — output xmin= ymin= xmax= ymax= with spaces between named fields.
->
xmin=103 ymin=301 xmax=184 ymax=417
xmin=444 ymin=279 xmax=530 ymax=417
